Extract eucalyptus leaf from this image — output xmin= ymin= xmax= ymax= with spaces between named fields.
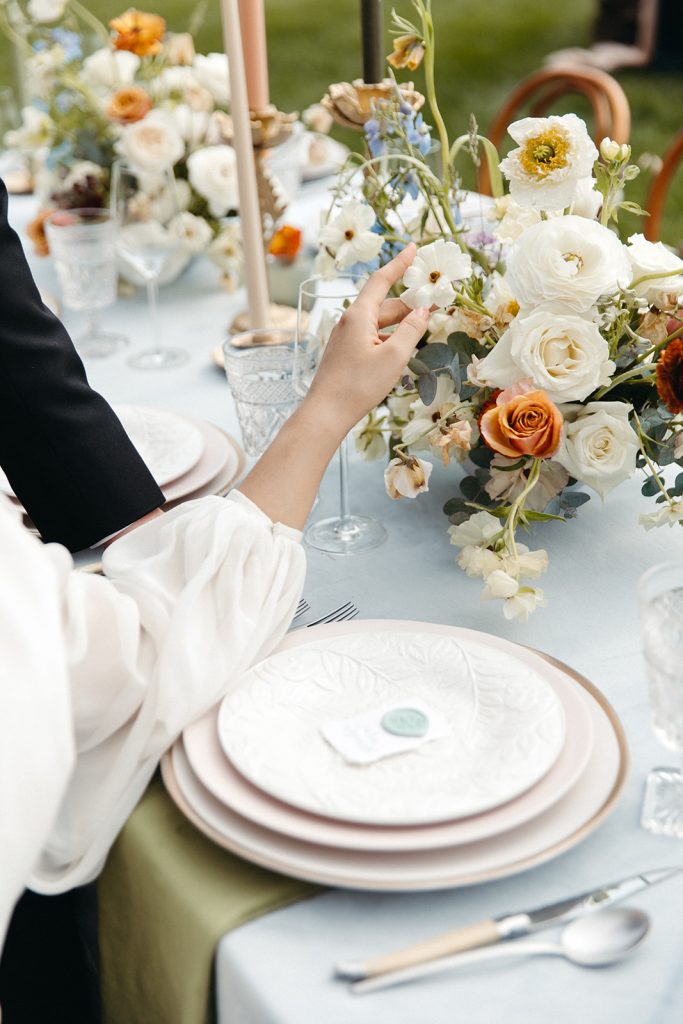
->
xmin=560 ymin=491 xmax=591 ymax=509
xmin=417 ymin=343 xmax=453 ymax=370
xmin=408 ymin=356 xmax=429 ymax=375
xmin=460 ymin=475 xmax=484 ymax=501
xmin=641 ymin=476 xmax=661 ymax=497
xmin=467 ymin=447 xmax=494 ymax=469
xmin=417 ymin=371 xmax=438 ymax=406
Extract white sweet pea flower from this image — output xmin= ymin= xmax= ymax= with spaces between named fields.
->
xmin=401 ymin=239 xmax=472 ymax=310
xmin=187 ymin=145 xmax=239 ymax=217
xmin=626 ymin=233 xmax=683 ymax=309
xmin=639 ymin=501 xmax=683 ymax=531
xmin=193 ymin=53 xmax=231 ymax=106
xmin=509 ymin=546 xmax=549 ymax=579
xmin=481 ymin=569 xmax=520 ymax=600
xmin=502 ymin=586 xmax=547 ymax=622
xmin=499 ymin=113 xmax=598 ymax=212
xmin=319 ymin=200 xmax=383 ymax=269
xmin=557 ymin=401 xmax=639 ymax=500
xmin=82 ymin=49 xmax=140 ymax=91
xmin=384 ymin=456 xmax=433 ymax=499
xmin=27 ymin=0 xmax=66 ymax=22
xmin=169 ymin=212 xmax=212 ymax=254
xmin=116 ymin=112 xmax=185 ymax=173
xmin=485 ymin=456 xmax=569 ymax=513
xmin=457 ymin=546 xmax=502 ymax=578
xmin=473 ymin=308 xmax=615 ymax=402
xmin=386 ymin=392 xmax=415 ymax=429
xmin=448 ymin=510 xmax=502 ymax=548
xmin=505 ymin=216 xmax=631 ymax=314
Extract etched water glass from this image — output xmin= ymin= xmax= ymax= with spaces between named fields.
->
xmin=222 ymin=328 xmax=301 ymax=457
xmin=640 ymin=561 xmax=683 ymax=837
xmin=44 ymin=209 xmax=127 ymax=358
xmin=295 ymin=275 xmax=388 ymax=554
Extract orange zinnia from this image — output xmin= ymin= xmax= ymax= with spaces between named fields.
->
xmin=110 ymin=9 xmax=166 ymax=57
xmin=480 ymin=382 xmax=563 ymax=459
xmin=656 ymin=337 xmax=683 ymax=414
xmin=268 ymin=225 xmax=302 ymax=261
xmin=106 ymin=86 xmax=152 ymax=124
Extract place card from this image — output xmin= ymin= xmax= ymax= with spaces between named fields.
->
xmin=320 ymin=698 xmax=451 ymax=766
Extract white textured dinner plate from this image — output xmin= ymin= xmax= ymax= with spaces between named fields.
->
xmin=114 ymin=405 xmax=205 ymax=487
xmin=163 ymin=651 xmax=626 ymax=890
xmin=217 ymin=631 xmax=565 ymax=826
xmin=183 ymin=636 xmax=593 ymax=851
xmin=161 ymin=421 xmax=243 ymax=504
xmin=301 ymin=135 xmax=350 ymax=181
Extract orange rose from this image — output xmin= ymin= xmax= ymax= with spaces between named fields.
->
xmin=480 ymin=381 xmax=563 ymax=459
xmin=27 ymin=208 xmax=56 ymax=257
xmin=110 ymin=9 xmax=166 ymax=57
xmin=106 ymin=86 xmax=152 ymax=124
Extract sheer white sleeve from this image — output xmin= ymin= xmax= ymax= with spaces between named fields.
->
xmin=28 ymin=493 xmax=305 ymax=894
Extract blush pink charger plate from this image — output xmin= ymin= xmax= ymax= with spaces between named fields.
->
xmin=162 ymin=621 xmax=628 ymax=891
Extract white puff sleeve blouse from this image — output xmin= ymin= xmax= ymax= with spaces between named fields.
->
xmin=21 ymin=491 xmax=305 ymax=894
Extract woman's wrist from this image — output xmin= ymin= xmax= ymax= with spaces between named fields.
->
xmin=295 ymin=393 xmax=355 ymax=451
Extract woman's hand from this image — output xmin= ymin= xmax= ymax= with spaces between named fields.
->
xmin=238 ymin=244 xmax=428 ymax=530
xmin=305 ymin=244 xmax=429 ymax=434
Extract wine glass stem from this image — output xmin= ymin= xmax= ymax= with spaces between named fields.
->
xmin=146 ymin=277 xmax=161 ymax=355
xmin=339 ymin=435 xmax=351 ymax=525
xmin=84 ymin=312 xmax=100 ymax=338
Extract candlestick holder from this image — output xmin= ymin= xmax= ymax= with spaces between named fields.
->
xmin=320 ymin=78 xmax=424 ymax=132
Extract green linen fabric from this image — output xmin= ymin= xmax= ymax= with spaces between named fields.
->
xmin=98 ymin=774 xmax=320 ymax=1024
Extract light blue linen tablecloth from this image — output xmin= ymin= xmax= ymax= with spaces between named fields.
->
xmin=10 ymin=190 xmax=683 ymax=1024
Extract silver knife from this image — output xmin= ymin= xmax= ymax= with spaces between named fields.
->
xmin=335 ymin=866 xmax=681 ymax=981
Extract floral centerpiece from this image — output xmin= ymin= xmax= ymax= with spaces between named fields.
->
xmin=0 ymin=1 xmax=245 ymax=282
xmin=318 ymin=0 xmax=683 ymax=621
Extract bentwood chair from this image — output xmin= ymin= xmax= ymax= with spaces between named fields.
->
xmin=644 ymin=130 xmax=683 ymax=243
xmin=480 ymin=67 xmax=631 ymax=195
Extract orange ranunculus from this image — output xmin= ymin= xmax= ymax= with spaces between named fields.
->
xmin=110 ymin=9 xmax=166 ymax=56
xmin=27 ymin=207 xmax=56 ymax=257
xmin=268 ymin=225 xmax=302 ymax=261
xmin=105 ymin=86 xmax=152 ymax=124
xmin=480 ymin=381 xmax=563 ymax=459
xmin=656 ymin=337 xmax=683 ymax=414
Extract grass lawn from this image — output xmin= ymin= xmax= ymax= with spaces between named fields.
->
xmin=1 ymin=0 xmax=682 ymax=242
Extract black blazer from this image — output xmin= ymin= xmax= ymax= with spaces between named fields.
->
xmin=0 ymin=179 xmax=164 ymax=550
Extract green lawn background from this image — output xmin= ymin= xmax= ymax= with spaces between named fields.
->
xmin=1 ymin=0 xmax=681 ymax=242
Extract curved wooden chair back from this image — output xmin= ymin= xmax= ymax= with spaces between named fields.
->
xmin=480 ymin=67 xmax=631 ymax=195
xmin=644 ymin=130 xmax=683 ymax=242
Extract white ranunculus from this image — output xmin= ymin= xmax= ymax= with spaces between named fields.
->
xmin=169 ymin=212 xmax=212 ymax=254
xmin=171 ymin=103 xmax=210 ymax=147
xmin=116 ymin=112 xmax=185 ymax=173
xmin=499 ymin=113 xmax=598 ymax=212
xmin=485 ymin=456 xmax=569 ymax=513
xmin=639 ymin=500 xmax=683 ymax=531
xmin=384 ymin=457 xmax=433 ymax=499
xmin=473 ymin=308 xmax=615 ymax=402
xmin=505 ymin=216 xmax=631 ymax=314
xmin=153 ymin=66 xmax=201 ymax=97
xmin=27 ymin=0 xmax=66 ymax=22
xmin=557 ymin=401 xmax=639 ymax=500
xmin=187 ymin=145 xmax=238 ymax=217
xmin=448 ymin=510 xmax=501 ymax=548
xmin=401 ymin=239 xmax=472 ymax=310
xmin=319 ymin=200 xmax=383 ymax=269
xmin=493 ymin=195 xmax=541 ymax=244
xmin=193 ymin=53 xmax=230 ymax=106
xmin=207 ymin=222 xmax=242 ymax=272
xmin=570 ymin=176 xmax=602 ymax=219
xmin=626 ymin=233 xmax=683 ymax=309
xmin=82 ymin=49 xmax=140 ymax=90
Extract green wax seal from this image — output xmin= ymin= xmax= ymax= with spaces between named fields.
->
xmin=381 ymin=707 xmax=429 ymax=738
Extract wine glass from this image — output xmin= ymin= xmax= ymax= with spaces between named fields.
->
xmin=295 ymin=275 xmax=388 ymax=554
xmin=111 ymin=160 xmax=189 ymax=370
xmin=44 ymin=209 xmax=127 ymax=358
xmin=640 ymin=561 xmax=683 ymax=837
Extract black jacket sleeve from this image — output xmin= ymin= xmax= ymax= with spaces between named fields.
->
xmin=0 ymin=179 xmax=164 ymax=550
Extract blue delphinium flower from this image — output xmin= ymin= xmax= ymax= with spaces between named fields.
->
xmin=51 ymin=29 xmax=82 ymax=63
xmin=55 ymin=90 xmax=74 ymax=114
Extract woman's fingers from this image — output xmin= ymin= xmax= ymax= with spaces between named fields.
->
xmin=377 ymin=297 xmax=412 ymax=328
xmin=357 ymin=243 xmax=416 ymax=310
xmin=386 ymin=306 xmax=430 ymax=361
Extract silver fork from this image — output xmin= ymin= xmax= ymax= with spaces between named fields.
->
xmin=305 ymin=601 xmax=358 ymax=627
xmin=293 ymin=598 xmax=310 ymax=620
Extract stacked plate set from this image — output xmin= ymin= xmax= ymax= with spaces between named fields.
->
xmin=1 ymin=405 xmax=245 ymax=526
xmin=163 ymin=620 xmax=628 ymax=891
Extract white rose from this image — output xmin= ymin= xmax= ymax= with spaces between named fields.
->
xmin=557 ymin=401 xmax=639 ymax=499
xmin=626 ymin=233 xmax=683 ymax=309
xmin=474 ymin=308 xmax=615 ymax=402
xmin=193 ymin=53 xmax=230 ymax=106
xmin=448 ymin=510 xmax=501 ymax=548
xmin=505 ymin=215 xmax=631 ymax=314
xmin=27 ymin=0 xmax=66 ymax=22
xmin=116 ymin=112 xmax=185 ymax=173
xmin=169 ymin=212 xmax=212 ymax=254
xmin=499 ymin=113 xmax=598 ymax=212
xmin=82 ymin=49 xmax=140 ymax=91
xmin=187 ymin=145 xmax=239 ymax=217
xmin=384 ymin=457 xmax=432 ymax=499
xmin=171 ymin=103 xmax=210 ymax=147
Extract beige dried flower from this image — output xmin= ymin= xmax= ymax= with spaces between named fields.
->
xmin=321 ymin=78 xmax=424 ymax=132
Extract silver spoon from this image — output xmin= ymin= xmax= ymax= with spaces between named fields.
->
xmin=352 ymin=908 xmax=650 ymax=995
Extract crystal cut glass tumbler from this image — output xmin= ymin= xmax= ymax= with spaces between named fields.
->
xmin=640 ymin=561 xmax=683 ymax=837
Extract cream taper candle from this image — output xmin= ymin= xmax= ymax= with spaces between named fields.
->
xmin=238 ymin=0 xmax=270 ymax=110
xmin=220 ymin=0 xmax=270 ymax=328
